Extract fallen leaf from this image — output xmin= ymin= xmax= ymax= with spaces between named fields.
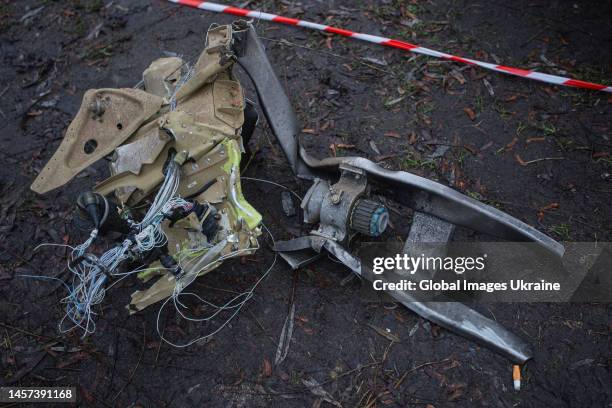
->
xmin=375 ymin=154 xmax=399 ymax=161
xmin=463 ymin=144 xmax=478 ymax=155
xmin=403 ymin=10 xmax=417 ymax=19
xmin=537 ymin=202 xmax=558 ymax=221
xmin=329 ymin=144 xmax=337 ymax=157
xmin=430 ymin=324 xmax=441 ymax=338
xmin=384 ymin=131 xmax=401 ymax=138
xmin=367 ymin=324 xmax=400 ymax=342
xmin=146 ymin=341 xmax=160 ymax=349
xmin=526 ymin=137 xmax=546 ymax=143
xmin=393 ymin=310 xmax=407 ymax=323
xmin=593 ymin=151 xmax=609 ymax=159
xmin=480 ymin=141 xmax=493 ymax=151
xmin=447 ymin=383 xmax=466 ymax=401
xmin=447 ymin=382 xmax=466 ymax=391
xmin=515 ymin=154 xmax=528 ymax=166
xmin=336 ymin=143 xmax=355 ymax=149
xmin=506 ymin=137 xmax=519 ymax=151
xmin=409 ymin=131 xmax=418 ymax=144
xmin=463 ymin=107 xmax=476 ymax=120
xmin=540 ymin=202 xmax=559 ymax=211
xmin=262 ymin=357 xmax=272 ymax=377
xmin=380 ymin=391 xmax=394 ymax=405
xmin=425 ymin=366 xmax=448 ymax=386
xmin=444 ymin=360 xmax=461 ymax=370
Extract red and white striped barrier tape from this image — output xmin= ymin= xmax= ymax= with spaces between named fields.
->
xmin=168 ymin=0 xmax=611 ymax=93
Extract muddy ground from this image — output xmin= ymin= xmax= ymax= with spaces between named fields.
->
xmin=1 ymin=0 xmax=611 ymax=407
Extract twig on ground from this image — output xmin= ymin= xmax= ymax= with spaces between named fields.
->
xmin=515 ymin=154 xmax=565 ymax=166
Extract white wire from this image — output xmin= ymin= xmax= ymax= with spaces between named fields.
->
xmin=34 ymin=243 xmax=77 ymax=252
xmin=241 ymin=177 xmax=303 ymax=202
xmin=157 ymin=223 xmax=277 ymax=348
xmin=168 ymin=63 xmax=195 ymax=111
xmin=72 ymin=229 xmax=98 ymax=258
xmin=34 ymin=162 xmax=191 ymax=338
xmin=133 ymin=161 xmax=182 ymax=229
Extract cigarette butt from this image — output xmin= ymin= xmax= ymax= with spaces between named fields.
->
xmin=513 ymin=365 xmax=521 ymax=391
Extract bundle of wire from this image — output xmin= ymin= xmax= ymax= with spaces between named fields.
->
xmin=168 ymin=62 xmax=195 ymax=112
xmin=49 ymin=164 xmax=283 ymax=342
xmin=57 ymin=160 xmax=185 ymax=336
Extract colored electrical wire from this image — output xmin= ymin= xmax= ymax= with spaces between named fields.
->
xmin=30 ymin=162 xmax=189 ymax=337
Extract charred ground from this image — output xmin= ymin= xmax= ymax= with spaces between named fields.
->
xmin=0 ymin=0 xmax=611 ymax=407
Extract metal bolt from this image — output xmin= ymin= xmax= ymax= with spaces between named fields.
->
xmin=330 ymin=190 xmax=342 ymax=204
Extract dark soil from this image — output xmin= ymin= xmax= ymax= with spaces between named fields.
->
xmin=1 ymin=1 xmax=611 ymax=407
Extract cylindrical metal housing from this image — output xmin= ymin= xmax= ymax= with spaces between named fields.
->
xmin=350 ymin=198 xmax=388 ymax=236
